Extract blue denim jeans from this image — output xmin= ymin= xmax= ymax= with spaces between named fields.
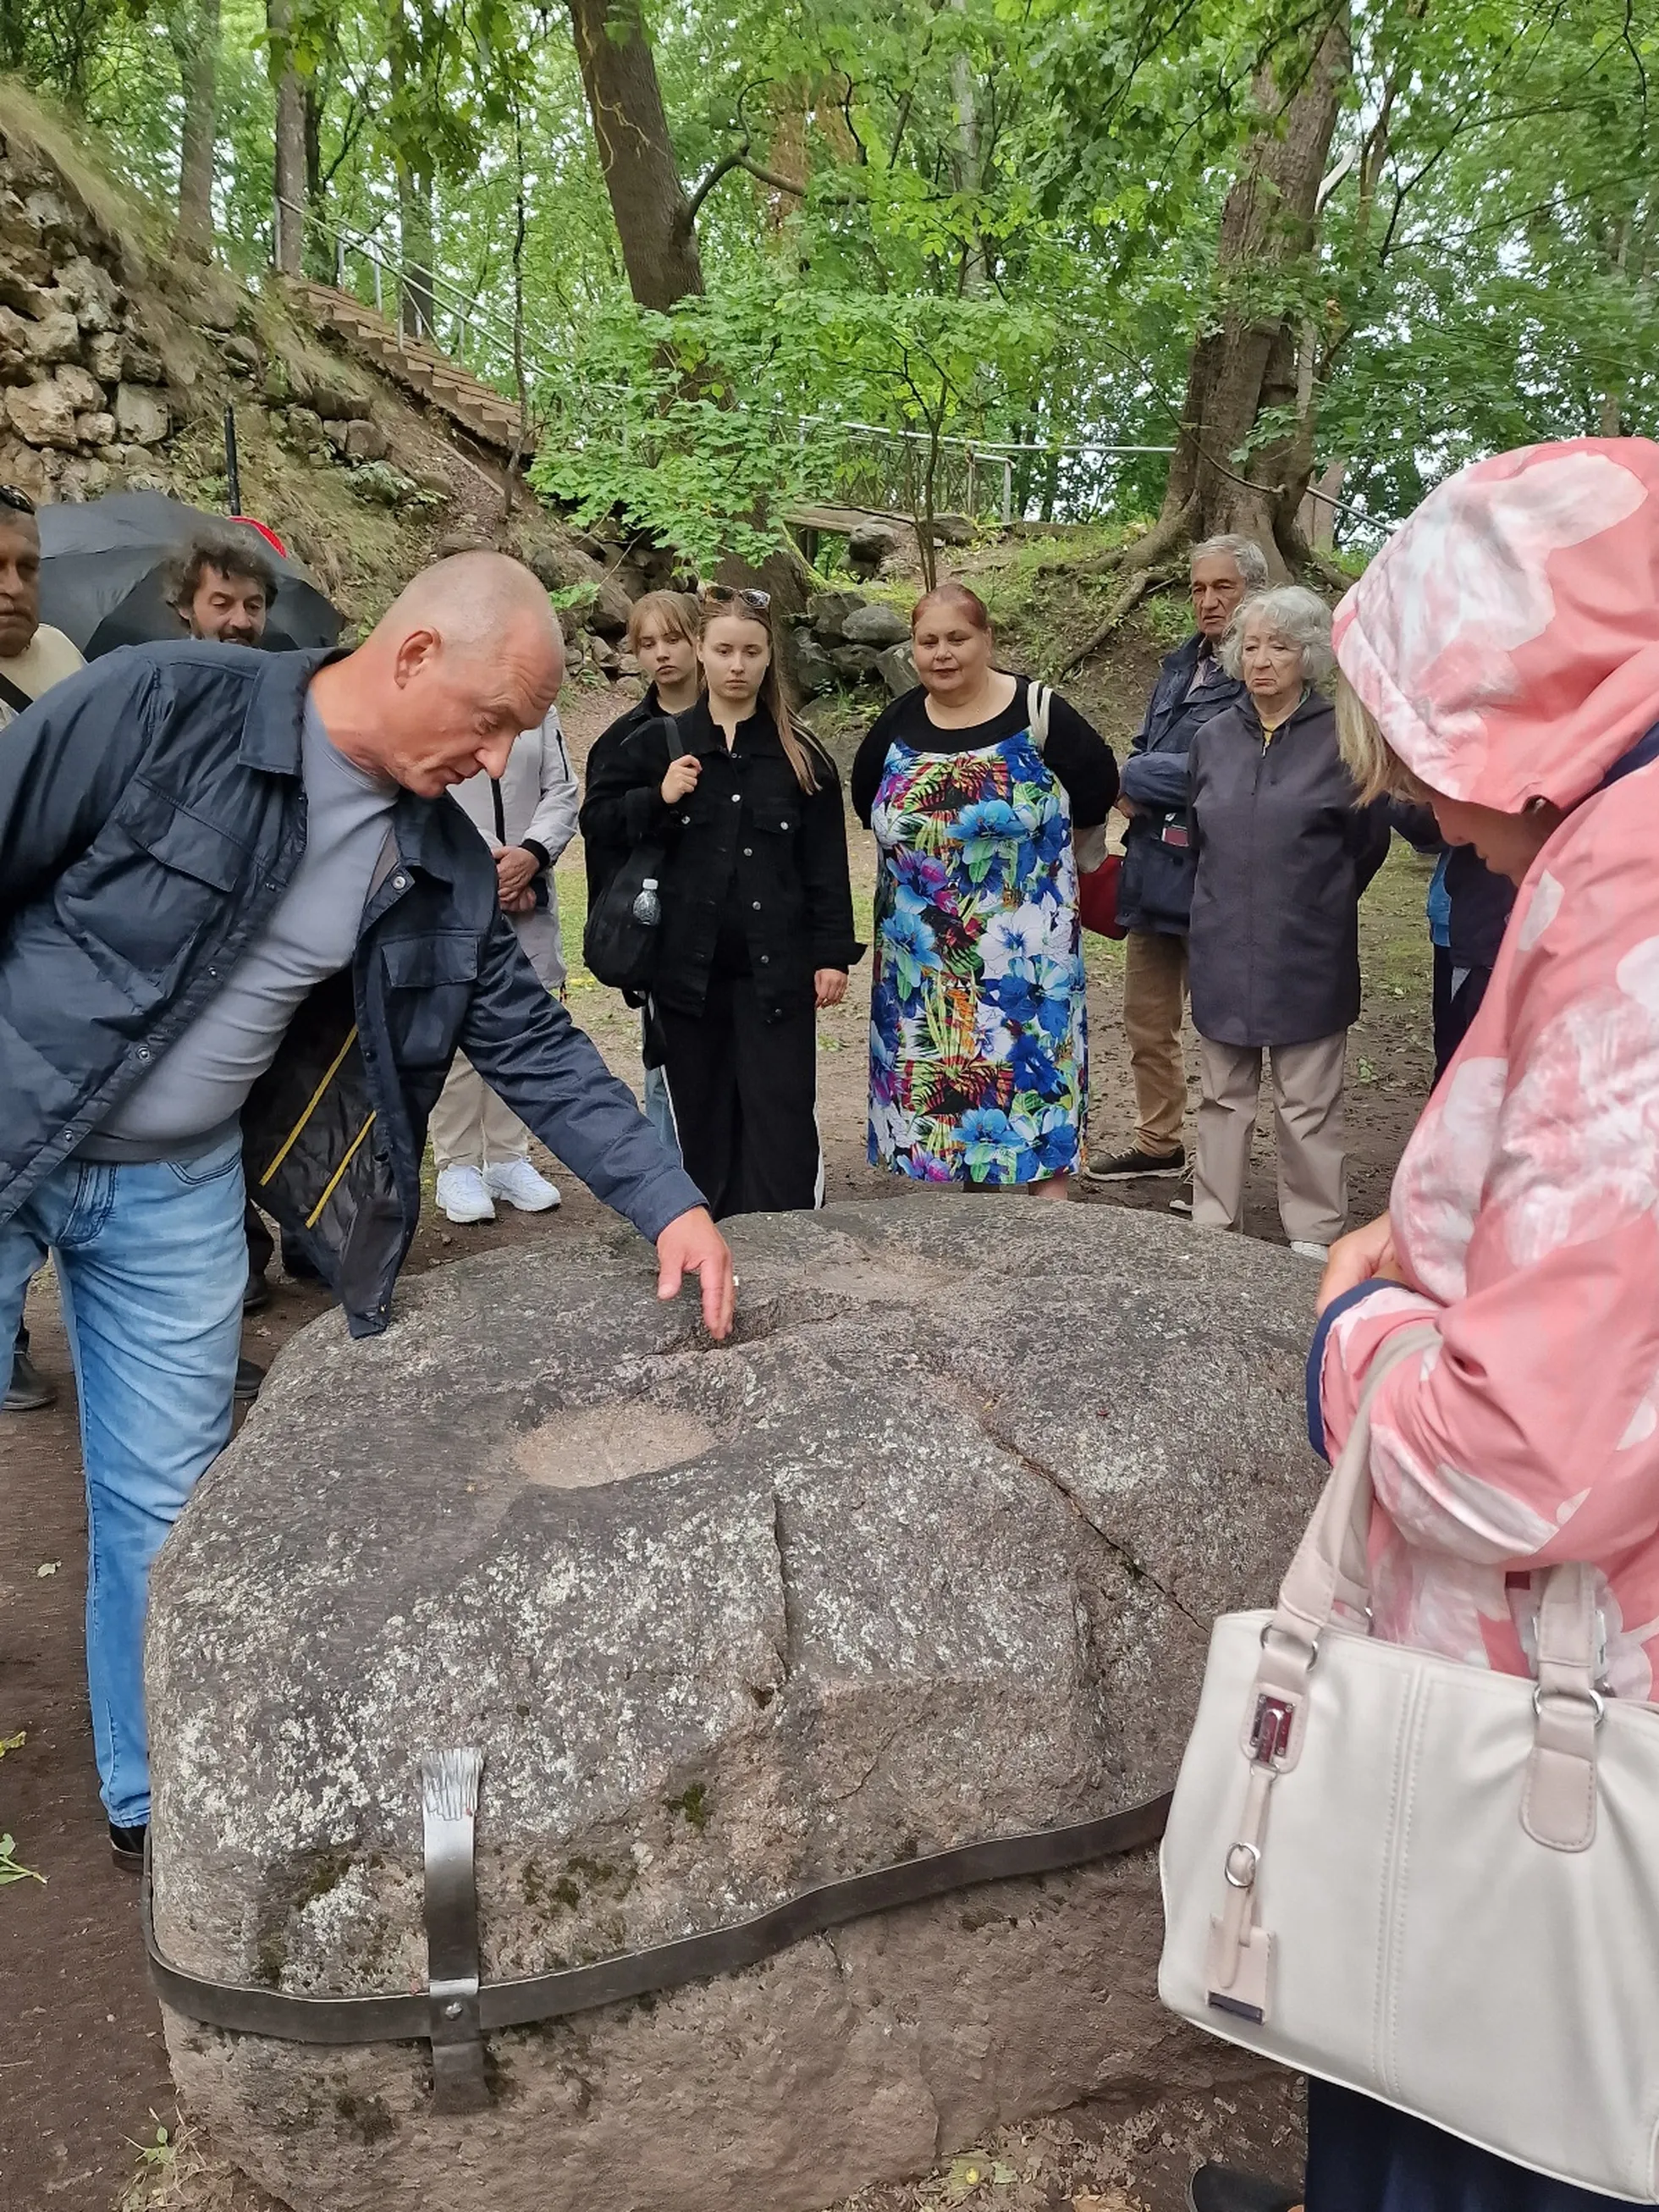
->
xmin=0 ymin=1129 xmax=245 ymax=1827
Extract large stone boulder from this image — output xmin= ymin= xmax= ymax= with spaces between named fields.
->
xmin=841 ymin=601 xmax=912 ymax=648
xmin=876 ymin=640 xmax=918 ymax=698
xmin=149 ymin=1200 xmax=1321 ymax=2212
xmin=5 ymin=372 xmax=78 ymax=447
xmin=807 ymin=587 xmax=867 ymax=643
xmin=784 ymin=623 xmax=838 ymax=700
xmin=847 ymin=517 xmax=907 ymax=576
xmin=113 ymin=380 xmax=168 ymax=445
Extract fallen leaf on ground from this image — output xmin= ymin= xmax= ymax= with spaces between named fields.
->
xmin=36 ymin=1560 xmax=60 ymax=1577
xmin=0 ymin=1832 xmax=45 ymax=1884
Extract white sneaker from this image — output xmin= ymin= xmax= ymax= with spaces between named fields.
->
xmin=1289 ymin=1240 xmax=1330 ymax=1262
xmin=436 ymin=1165 xmax=496 ymax=1223
xmin=484 ymin=1157 xmax=562 ymax=1213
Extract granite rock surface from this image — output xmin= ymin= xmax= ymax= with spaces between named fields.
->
xmin=149 ymin=1199 xmax=1319 ymax=2212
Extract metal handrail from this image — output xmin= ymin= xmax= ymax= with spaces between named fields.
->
xmin=271 ymin=201 xmax=1376 ymax=530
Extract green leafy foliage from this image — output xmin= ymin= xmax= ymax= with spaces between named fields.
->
xmin=6 ymin=0 xmax=1652 ymax=554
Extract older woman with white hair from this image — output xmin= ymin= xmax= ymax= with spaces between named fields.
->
xmin=1186 ymin=583 xmax=1390 ymax=1257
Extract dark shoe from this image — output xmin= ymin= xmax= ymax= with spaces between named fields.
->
xmin=1194 ymin=2159 xmax=1300 ymax=2212
xmin=234 ymin=1355 xmax=266 ymax=1404
xmin=108 ymin=1820 xmax=146 ymax=1873
xmin=1188 ymin=2164 xmax=1300 ymax=2212
xmin=3 ymin=1348 xmax=57 ymax=1412
xmin=243 ymin=1268 xmax=272 ymax=1314
xmin=1084 ymin=1144 xmax=1185 ymax=1183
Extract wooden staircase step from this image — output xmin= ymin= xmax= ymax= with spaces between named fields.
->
xmin=280 ymin=275 xmax=531 ymax=455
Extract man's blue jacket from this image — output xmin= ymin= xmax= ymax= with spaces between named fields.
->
xmin=1116 ymin=632 xmax=1245 ymax=936
xmin=0 ymin=643 xmax=704 ymax=1335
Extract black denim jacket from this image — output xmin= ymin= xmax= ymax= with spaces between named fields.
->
xmin=580 ymin=697 xmax=863 ymax=1023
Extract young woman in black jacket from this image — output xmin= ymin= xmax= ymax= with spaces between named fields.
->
xmin=580 ymin=588 xmax=862 ymax=1218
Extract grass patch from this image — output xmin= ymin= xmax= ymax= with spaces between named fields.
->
xmin=118 ymin=2112 xmax=274 ymax=2212
xmin=961 ymin=522 xmax=1154 ymax=675
xmin=0 ymin=77 xmax=168 ymax=267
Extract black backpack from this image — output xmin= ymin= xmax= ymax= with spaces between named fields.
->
xmin=582 ymin=837 xmax=668 ymax=995
xmin=581 ymin=716 xmax=675 ymax=996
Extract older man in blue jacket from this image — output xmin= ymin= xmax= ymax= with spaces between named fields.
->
xmin=0 ymin=551 xmax=731 ymax=1867
xmin=1086 ymin=533 xmax=1265 ymax=1186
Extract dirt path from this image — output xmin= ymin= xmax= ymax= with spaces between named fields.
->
xmin=0 ymin=680 xmax=1438 ymax=2211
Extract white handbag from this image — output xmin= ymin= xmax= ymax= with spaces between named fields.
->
xmin=1158 ymin=1327 xmax=1659 ymax=2201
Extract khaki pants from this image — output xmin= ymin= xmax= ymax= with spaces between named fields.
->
xmin=428 ymin=1052 xmax=530 ymax=1171
xmin=1123 ymin=929 xmax=1190 ymax=1155
xmin=1192 ymin=1031 xmax=1348 ymax=1245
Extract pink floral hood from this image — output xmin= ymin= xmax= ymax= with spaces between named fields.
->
xmin=1332 ymin=437 xmax=1659 ymax=810
xmin=1320 ymin=439 xmax=1659 ymax=1690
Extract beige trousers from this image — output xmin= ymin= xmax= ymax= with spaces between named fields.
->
xmin=428 ymin=1052 xmax=530 ymax=1171
xmin=1192 ymin=1030 xmax=1348 ymax=1245
xmin=1122 ymin=929 xmax=1190 ymax=1155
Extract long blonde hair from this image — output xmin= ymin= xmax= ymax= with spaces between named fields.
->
xmin=1334 ymin=670 xmax=1432 ymax=804
xmin=697 ymin=593 xmax=827 ymax=795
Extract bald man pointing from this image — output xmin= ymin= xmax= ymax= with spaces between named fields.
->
xmin=0 ymin=554 xmax=731 ymax=1867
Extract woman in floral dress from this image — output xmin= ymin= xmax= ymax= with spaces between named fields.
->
xmin=850 ymin=584 xmax=1117 ymax=1192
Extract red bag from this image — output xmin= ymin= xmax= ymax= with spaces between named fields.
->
xmin=1078 ymin=851 xmax=1127 ymax=939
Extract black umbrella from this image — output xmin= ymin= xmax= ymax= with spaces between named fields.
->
xmin=36 ymin=491 xmax=343 ymax=658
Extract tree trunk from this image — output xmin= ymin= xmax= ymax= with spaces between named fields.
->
xmin=301 ymin=75 xmax=334 ymax=279
xmin=172 ymin=0 xmax=219 ymax=261
xmin=761 ymin=80 xmax=810 ymax=232
xmin=267 ymin=0 xmax=306 ymax=276
xmin=384 ymin=30 xmax=437 ymax=339
xmin=566 ymin=0 xmax=704 ymax=310
xmin=947 ymin=0 xmax=987 ymax=291
xmin=398 ymin=162 xmax=437 ymax=339
xmin=1298 ymin=458 xmax=1346 ymax=550
xmin=1158 ymin=8 xmax=1351 ymax=576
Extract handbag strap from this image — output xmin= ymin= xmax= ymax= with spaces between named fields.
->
xmin=0 ymin=668 xmax=36 ymax=718
xmin=1258 ymin=1319 xmax=1604 ymax=1850
xmin=1266 ymin=1325 xmax=1440 ymax=1659
xmin=1029 ymin=681 xmax=1052 ymax=754
xmin=1523 ymin=1558 xmax=1602 ymax=1851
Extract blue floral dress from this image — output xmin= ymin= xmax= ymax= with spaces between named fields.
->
xmin=866 ymin=711 xmax=1089 ymax=1185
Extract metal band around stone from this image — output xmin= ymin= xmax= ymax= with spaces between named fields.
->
xmin=141 ymin=1790 xmax=1173 ymax=2051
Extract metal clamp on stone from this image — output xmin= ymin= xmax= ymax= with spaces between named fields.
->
xmin=141 ymin=1783 xmax=1173 ymax=2104
xmin=422 ymin=1747 xmax=488 ymax=2115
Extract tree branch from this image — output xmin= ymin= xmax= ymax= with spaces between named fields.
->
xmin=1061 ymin=560 xmax=1181 ymax=673
xmin=738 ymin=155 xmax=807 ymax=197
xmin=685 ymin=146 xmax=750 ymax=225
xmin=685 ymin=138 xmax=807 ymax=226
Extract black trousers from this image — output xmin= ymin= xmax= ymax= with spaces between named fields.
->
xmin=656 ymin=974 xmax=822 ymax=1221
xmin=1430 ymin=946 xmax=1493 ymax=1086
xmin=1306 ymin=2080 xmax=1644 ymax=2210
xmin=243 ymin=1199 xmax=322 ymax=1283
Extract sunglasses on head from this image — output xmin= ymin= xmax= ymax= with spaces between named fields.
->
xmin=0 ymin=486 xmax=36 ymax=517
xmin=698 ymin=583 xmax=771 ymax=611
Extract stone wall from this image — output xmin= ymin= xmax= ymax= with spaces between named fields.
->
xmin=0 ymin=102 xmax=643 ymax=653
xmin=0 ymin=128 xmax=179 ymax=506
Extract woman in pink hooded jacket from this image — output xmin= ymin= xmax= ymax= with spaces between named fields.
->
xmin=1198 ymin=438 xmax=1659 ymax=2212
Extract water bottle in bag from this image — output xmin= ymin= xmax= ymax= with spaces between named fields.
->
xmin=631 ymin=877 xmax=662 ymax=928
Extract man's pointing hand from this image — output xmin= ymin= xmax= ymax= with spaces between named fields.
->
xmin=655 ymin=1208 xmax=736 ymax=1340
